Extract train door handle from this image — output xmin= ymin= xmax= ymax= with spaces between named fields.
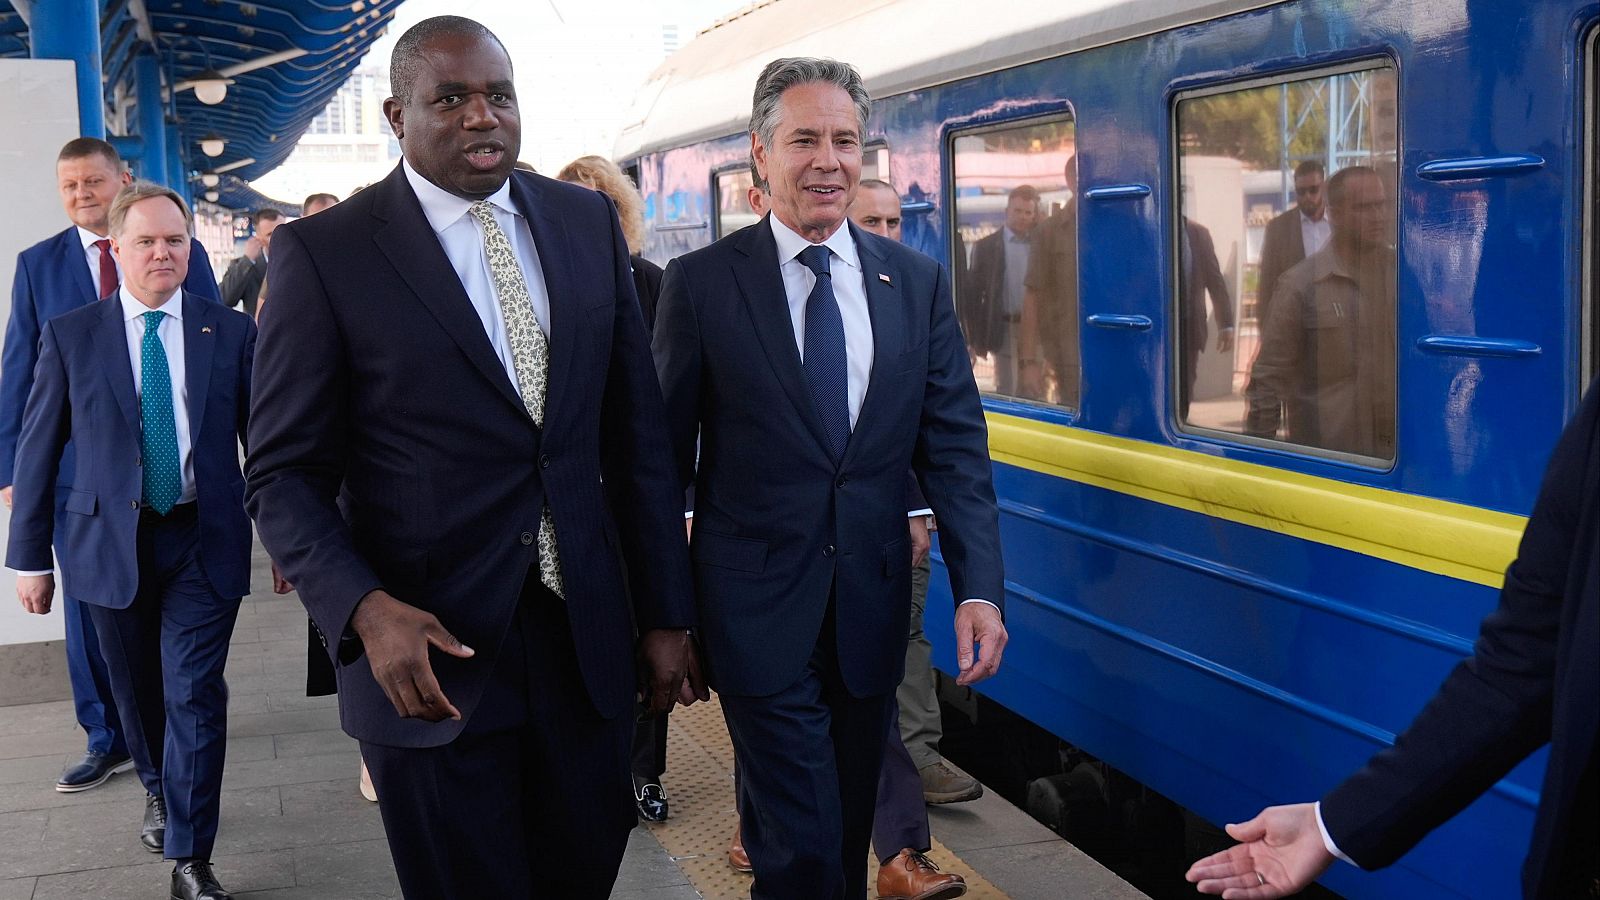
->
xmin=1086 ymin=314 xmax=1153 ymax=331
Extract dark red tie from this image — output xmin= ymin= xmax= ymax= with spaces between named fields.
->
xmin=93 ymin=238 xmax=118 ymax=300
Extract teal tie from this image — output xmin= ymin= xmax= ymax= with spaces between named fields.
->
xmin=139 ymin=310 xmax=182 ymax=515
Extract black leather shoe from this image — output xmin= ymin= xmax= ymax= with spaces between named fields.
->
xmin=171 ymin=858 xmax=231 ymax=900
xmin=141 ymin=793 xmax=167 ymax=853
xmin=633 ymin=776 xmax=668 ymax=822
xmin=55 ymin=750 xmax=134 ymax=793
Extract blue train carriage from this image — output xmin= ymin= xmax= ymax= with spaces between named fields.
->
xmin=617 ymin=0 xmax=1600 ymax=896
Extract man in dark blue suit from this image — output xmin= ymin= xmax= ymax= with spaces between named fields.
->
xmin=7 ymin=182 xmax=255 ymax=900
xmin=653 ymin=58 xmax=1008 ymax=899
xmin=245 ymin=17 xmax=695 ymax=899
xmin=1 ymin=138 xmax=219 ymax=794
xmin=1187 ymin=378 xmax=1600 ymax=899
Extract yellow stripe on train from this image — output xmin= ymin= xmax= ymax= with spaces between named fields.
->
xmin=985 ymin=412 xmax=1527 ymax=589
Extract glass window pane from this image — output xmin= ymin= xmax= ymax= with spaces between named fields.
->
xmin=1176 ymin=66 xmax=1399 ymax=461
xmin=862 ymin=144 xmax=890 ymax=184
xmin=951 ymin=116 xmax=1078 ymax=408
xmin=715 ymin=168 xmax=758 ymax=238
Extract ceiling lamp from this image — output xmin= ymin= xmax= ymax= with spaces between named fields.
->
xmin=200 ymin=172 xmax=220 ymax=188
xmin=204 ymin=190 xmax=220 ymax=203
xmin=190 ymin=70 xmax=234 ymax=105
xmin=199 ymin=134 xmax=226 ymax=157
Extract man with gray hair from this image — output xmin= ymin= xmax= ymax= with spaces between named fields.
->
xmin=7 ymin=181 xmax=257 ymax=900
xmin=654 ymin=57 xmax=1006 ymax=899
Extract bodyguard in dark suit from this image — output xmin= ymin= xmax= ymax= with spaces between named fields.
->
xmin=245 ymin=17 xmax=695 ymax=899
xmin=216 ymin=208 xmax=280 ymax=317
xmin=8 ymin=183 xmax=254 ymax=900
xmin=1254 ymin=161 xmax=1329 ymax=328
xmin=653 ymin=58 xmax=1007 ymax=899
xmin=1 ymin=138 xmax=218 ymax=795
xmin=965 ymin=185 xmax=1040 ymax=395
xmin=1187 ymin=381 xmax=1600 ymax=898
xmin=1178 ymin=217 xmax=1235 ymax=420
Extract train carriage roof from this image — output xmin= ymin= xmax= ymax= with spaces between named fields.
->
xmin=614 ymin=0 xmax=1282 ymax=160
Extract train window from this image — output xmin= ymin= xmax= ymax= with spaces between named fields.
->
xmin=714 ymin=166 xmax=760 ymax=238
xmin=950 ymin=115 xmax=1078 ymax=409
xmin=862 ymin=143 xmax=891 ymax=184
xmin=1174 ymin=64 xmax=1400 ymax=463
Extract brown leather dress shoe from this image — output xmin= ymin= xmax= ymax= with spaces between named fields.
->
xmin=876 ymin=848 xmax=966 ymax=900
xmin=727 ymin=821 xmax=753 ymax=873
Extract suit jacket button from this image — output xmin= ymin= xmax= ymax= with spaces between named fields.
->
xmin=835 ymin=476 xmax=848 ymax=488
xmin=129 ymin=500 xmax=139 ymax=509
xmin=520 ymin=531 xmax=535 ymax=546
xmin=823 ymin=544 xmax=835 ymax=557
xmin=539 ymin=454 xmax=551 ymax=469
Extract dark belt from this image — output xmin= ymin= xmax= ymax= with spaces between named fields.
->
xmin=139 ymin=500 xmax=197 ymax=525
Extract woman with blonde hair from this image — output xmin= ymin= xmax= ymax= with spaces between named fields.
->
xmin=557 ymin=155 xmax=663 ymax=329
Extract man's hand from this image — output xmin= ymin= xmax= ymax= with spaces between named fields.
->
xmin=953 ymin=601 xmax=1007 ymax=686
xmin=1217 ymin=327 xmax=1236 ymax=353
xmin=241 ymin=235 xmax=265 ymax=262
xmin=270 ymin=561 xmax=294 ymax=595
xmin=17 ymin=573 xmax=54 ymax=615
xmin=1 ymin=485 xmax=11 ymax=508
xmin=638 ymin=628 xmax=703 ymax=714
xmin=349 ymin=589 xmax=474 ymax=722
xmin=909 ymin=516 xmax=931 ymax=568
xmin=1185 ymin=803 xmax=1335 ymax=898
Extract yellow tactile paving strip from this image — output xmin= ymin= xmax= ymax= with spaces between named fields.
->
xmin=646 ymin=695 xmax=1010 ymax=899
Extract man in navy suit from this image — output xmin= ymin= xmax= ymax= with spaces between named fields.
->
xmin=1186 ymin=379 xmax=1600 ymax=899
xmin=7 ymin=182 xmax=255 ymax=900
xmin=245 ymin=17 xmax=695 ymax=899
xmin=653 ymin=58 xmax=1007 ymax=899
xmin=1 ymin=137 xmax=219 ymax=795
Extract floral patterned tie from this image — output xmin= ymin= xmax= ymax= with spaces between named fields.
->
xmin=468 ymin=201 xmax=564 ymax=598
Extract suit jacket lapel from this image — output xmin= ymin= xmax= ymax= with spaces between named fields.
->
xmin=844 ymin=224 xmax=903 ymax=466
xmin=509 ymin=172 xmax=578 ymax=426
xmin=54 ymin=229 xmax=100 ymax=303
xmin=182 ymin=292 xmax=214 ymax=439
xmin=731 ymin=218 xmax=834 ymax=458
xmin=92 ymin=298 xmax=141 ymax=436
xmin=369 ymin=165 xmax=529 ymax=421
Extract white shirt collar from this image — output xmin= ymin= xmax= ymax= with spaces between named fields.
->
xmin=402 ymin=158 xmax=519 ymax=236
xmin=76 ymin=225 xmax=110 ymax=250
xmin=1300 ymin=207 xmax=1325 ymax=224
xmin=119 ymin=286 xmax=183 ymax=323
xmin=769 ymin=214 xmax=860 ymax=272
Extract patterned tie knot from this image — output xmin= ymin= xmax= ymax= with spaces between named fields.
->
xmin=143 ymin=310 xmax=165 ymax=329
xmin=799 ymin=244 xmax=831 ymax=279
xmin=468 ymin=200 xmax=497 ymax=225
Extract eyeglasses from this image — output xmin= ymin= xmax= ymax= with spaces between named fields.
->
xmin=1294 ymin=184 xmax=1323 ymax=196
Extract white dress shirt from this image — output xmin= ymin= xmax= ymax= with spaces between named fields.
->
xmin=76 ymin=225 xmax=121 ymax=297
xmin=768 ymin=217 xmax=994 ymax=614
xmin=403 ymin=160 xmax=553 ymax=394
xmin=1300 ymin=211 xmax=1332 ymax=258
xmin=122 ymin=287 xmax=196 ymax=507
xmin=769 ymin=215 xmax=874 ymax=429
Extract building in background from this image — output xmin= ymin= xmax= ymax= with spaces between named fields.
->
xmin=250 ymin=65 xmax=400 ymax=204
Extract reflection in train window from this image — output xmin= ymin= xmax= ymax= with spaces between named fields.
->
xmin=950 ymin=115 xmax=1078 ymax=409
xmin=862 ymin=143 xmax=890 ymax=185
xmin=714 ymin=167 xmax=759 ymax=238
xmin=1174 ymin=64 xmax=1399 ymax=462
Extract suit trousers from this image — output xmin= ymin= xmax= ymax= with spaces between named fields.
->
xmin=360 ymin=574 xmax=634 ymax=900
xmin=720 ymin=599 xmax=895 ymax=900
xmin=631 ymin=703 xmax=668 ymax=781
xmin=53 ymin=488 xmax=127 ymax=758
xmin=86 ymin=504 xmax=241 ymax=860
xmin=897 ymin=558 xmax=941 ymax=768
xmin=872 ymin=699 xmax=931 ymax=861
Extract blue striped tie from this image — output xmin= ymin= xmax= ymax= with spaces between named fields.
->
xmin=798 ymin=245 xmax=850 ymax=462
xmin=139 ymin=311 xmax=182 ymax=515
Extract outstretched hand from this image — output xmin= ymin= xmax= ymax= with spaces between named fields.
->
xmin=1185 ymin=803 xmax=1335 ymax=898
xmin=350 ymin=589 xmax=475 ymax=722
xmin=952 ymin=601 xmax=1007 ymax=686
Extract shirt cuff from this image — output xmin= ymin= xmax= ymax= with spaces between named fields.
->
xmin=1314 ymin=801 xmax=1356 ymax=865
xmin=958 ymin=598 xmax=1000 ymax=613
xmin=906 ymin=508 xmax=933 ymax=518
xmin=10 ymin=569 xmax=52 ymax=577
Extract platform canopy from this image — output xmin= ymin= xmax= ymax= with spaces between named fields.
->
xmin=0 ymin=0 xmax=405 ymax=208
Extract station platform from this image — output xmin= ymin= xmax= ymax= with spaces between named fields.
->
xmin=0 ymin=545 xmax=1145 ymax=899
